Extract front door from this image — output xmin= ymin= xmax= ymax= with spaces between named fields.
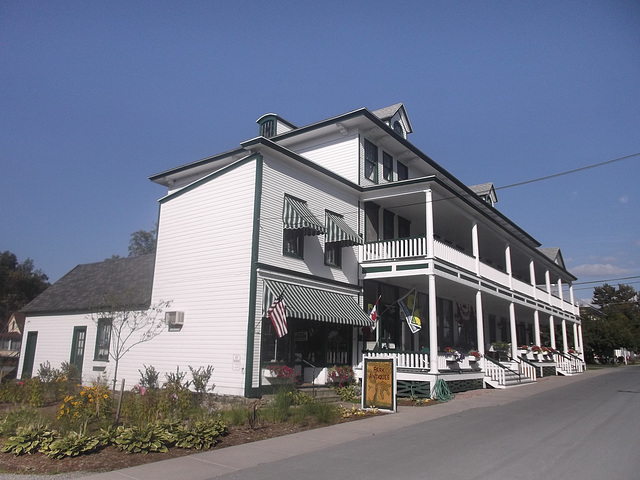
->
xmin=70 ymin=326 xmax=87 ymax=377
xmin=21 ymin=331 xmax=38 ymax=379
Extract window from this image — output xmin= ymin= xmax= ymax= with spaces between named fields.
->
xmin=283 ymin=229 xmax=304 ymax=258
xmin=393 ymin=120 xmax=404 ymax=137
xmin=260 ymin=119 xmax=276 ymax=138
xmin=94 ymin=318 xmax=111 ymax=361
xmin=325 ymin=242 xmax=342 ymax=267
xmin=397 ymin=161 xmax=408 ymax=180
xmin=364 ymin=139 xmax=378 ymax=182
xmin=382 ymin=152 xmax=393 ymax=181
xmin=383 ymin=209 xmax=395 ymax=240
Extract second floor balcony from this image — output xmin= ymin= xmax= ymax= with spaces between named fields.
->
xmin=359 ymin=236 xmax=576 ymax=314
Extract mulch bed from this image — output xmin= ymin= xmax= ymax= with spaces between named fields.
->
xmin=0 ymin=411 xmax=381 ymax=475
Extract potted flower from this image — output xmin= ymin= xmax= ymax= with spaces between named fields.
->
xmin=467 ymin=350 xmax=481 ymax=362
xmin=444 ymin=347 xmax=460 ymax=362
xmin=266 ymin=364 xmax=296 ymax=383
xmin=520 ymin=345 xmax=530 ymax=353
xmin=531 ymin=345 xmax=542 ymax=355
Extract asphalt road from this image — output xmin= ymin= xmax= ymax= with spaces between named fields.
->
xmin=216 ymin=367 xmax=640 ymax=480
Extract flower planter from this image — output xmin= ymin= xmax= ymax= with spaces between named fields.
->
xmin=445 ymin=355 xmax=459 ymax=362
xmin=468 ymin=356 xmax=480 ymax=362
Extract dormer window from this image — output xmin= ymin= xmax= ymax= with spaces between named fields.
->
xmin=393 ymin=120 xmax=404 ymax=137
xmin=260 ymin=119 xmax=276 ymax=138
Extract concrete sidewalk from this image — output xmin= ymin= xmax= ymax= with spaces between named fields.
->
xmin=73 ymin=371 xmax=606 ymax=480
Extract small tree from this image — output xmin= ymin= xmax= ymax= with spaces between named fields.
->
xmin=88 ymin=292 xmax=171 ymax=391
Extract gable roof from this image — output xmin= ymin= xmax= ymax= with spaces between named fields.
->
xmin=538 ymin=247 xmax=566 ymax=269
xmin=22 ymin=254 xmax=155 ymax=316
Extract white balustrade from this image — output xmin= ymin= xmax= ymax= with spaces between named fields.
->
xmin=363 ymin=352 xmax=429 ymax=369
xmin=361 ymin=237 xmax=427 ymax=262
xmin=433 ymin=240 xmax=477 ymax=272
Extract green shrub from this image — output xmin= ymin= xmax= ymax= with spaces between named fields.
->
xmin=308 ymin=402 xmax=339 ymax=424
xmin=0 ymin=405 xmax=44 ymax=437
xmin=1 ymin=424 xmax=57 ymax=456
xmin=173 ymin=419 xmax=227 ymax=450
xmin=334 ymin=384 xmax=361 ymax=402
xmin=46 ymin=431 xmax=101 ymax=459
xmin=113 ymin=423 xmax=175 ymax=455
xmin=138 ymin=365 xmax=160 ymax=389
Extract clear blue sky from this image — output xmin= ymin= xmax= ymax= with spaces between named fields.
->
xmin=2 ymin=1 xmax=639 ymax=301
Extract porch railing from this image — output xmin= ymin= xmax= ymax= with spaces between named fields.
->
xmin=363 ymin=351 xmax=429 ymax=369
xmin=554 ymin=352 xmax=585 ymax=374
xmin=433 ymin=240 xmax=476 ymax=272
xmin=360 ymin=236 xmax=427 ymax=262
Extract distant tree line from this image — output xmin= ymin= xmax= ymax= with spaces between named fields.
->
xmin=582 ymin=283 xmax=640 ymax=363
xmin=0 ymin=251 xmax=50 ymax=327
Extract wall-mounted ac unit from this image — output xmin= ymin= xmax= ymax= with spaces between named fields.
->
xmin=165 ymin=311 xmax=184 ymax=327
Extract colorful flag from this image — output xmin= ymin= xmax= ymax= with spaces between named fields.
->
xmin=398 ymin=289 xmax=421 ymax=333
xmin=370 ymin=295 xmax=381 ymax=329
xmin=268 ymin=295 xmax=288 ymax=338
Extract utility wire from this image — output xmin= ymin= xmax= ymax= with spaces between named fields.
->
xmin=495 ymin=153 xmax=639 ymax=191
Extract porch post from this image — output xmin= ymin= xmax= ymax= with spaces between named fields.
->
xmin=558 ymin=278 xmax=564 ymax=303
xmin=572 ymin=322 xmax=578 ymax=351
xmin=534 ymin=310 xmax=541 ymax=346
xmin=472 ymin=222 xmax=479 ymax=275
xmin=545 ymin=270 xmax=552 ymax=303
xmin=509 ymin=303 xmax=518 ymax=358
xmin=529 ymin=260 xmax=536 ymax=289
xmin=549 ymin=316 xmax=556 ymax=349
xmin=428 ymin=274 xmax=439 ymax=374
xmin=505 ymin=244 xmax=513 ymax=289
xmin=562 ymin=318 xmax=569 ymax=353
xmin=578 ymin=323 xmax=585 ymax=361
xmin=569 ymin=284 xmax=577 ymax=315
xmin=425 ymin=189 xmax=435 ymax=258
xmin=475 ymin=290 xmax=485 ymax=356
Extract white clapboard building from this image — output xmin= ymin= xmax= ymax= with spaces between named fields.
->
xmin=19 ymin=103 xmax=584 ymax=397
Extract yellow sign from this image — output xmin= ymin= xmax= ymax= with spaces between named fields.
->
xmin=363 ymin=358 xmax=396 ymax=412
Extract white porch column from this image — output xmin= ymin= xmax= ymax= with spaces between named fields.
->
xmin=425 ymin=190 xmax=435 ymax=259
xmin=534 ymin=310 xmax=541 ymax=346
xmin=472 ymin=222 xmax=479 ymax=275
xmin=562 ymin=318 xmax=569 ymax=353
xmin=529 ymin=260 xmax=537 ymax=300
xmin=558 ymin=278 xmax=564 ymax=303
xmin=428 ymin=274 xmax=439 ymax=374
xmin=569 ymin=285 xmax=577 ymax=315
xmin=545 ymin=270 xmax=552 ymax=303
xmin=578 ymin=324 xmax=585 ymax=361
xmin=476 ymin=291 xmax=485 ymax=356
xmin=549 ymin=316 xmax=556 ymax=349
xmin=573 ymin=322 xmax=579 ymax=350
xmin=505 ymin=244 xmax=513 ymax=289
xmin=509 ymin=303 xmax=518 ymax=358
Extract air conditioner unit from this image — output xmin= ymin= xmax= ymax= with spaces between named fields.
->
xmin=165 ymin=311 xmax=184 ymax=327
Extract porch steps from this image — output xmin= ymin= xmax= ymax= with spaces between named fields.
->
xmin=298 ymin=385 xmax=343 ymax=404
xmin=484 ymin=362 xmax=536 ymax=389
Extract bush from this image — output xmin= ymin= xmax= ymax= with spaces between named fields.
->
xmin=46 ymin=432 xmax=101 ymax=459
xmin=327 ymin=365 xmax=355 ymax=387
xmin=1 ymin=424 xmax=56 ymax=456
xmin=138 ymin=365 xmax=160 ymax=390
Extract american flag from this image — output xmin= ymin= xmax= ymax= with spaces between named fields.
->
xmin=268 ymin=295 xmax=288 ymax=338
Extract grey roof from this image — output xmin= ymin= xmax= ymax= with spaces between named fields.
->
xmin=538 ymin=247 xmax=565 ymax=268
xmin=469 ymin=183 xmax=494 ymax=196
xmin=372 ymin=103 xmax=404 ymax=120
xmin=23 ymin=254 xmax=155 ymax=315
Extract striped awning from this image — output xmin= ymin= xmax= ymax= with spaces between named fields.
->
xmin=325 ymin=212 xmax=362 ymax=247
xmin=263 ymin=280 xmax=373 ymax=327
xmin=282 ymin=195 xmax=326 ymax=236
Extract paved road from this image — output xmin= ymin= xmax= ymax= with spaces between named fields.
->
xmin=214 ymin=367 xmax=640 ymax=480
xmin=6 ymin=367 xmax=639 ymax=480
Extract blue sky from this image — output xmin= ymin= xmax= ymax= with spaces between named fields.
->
xmin=1 ymin=1 xmax=639 ymax=301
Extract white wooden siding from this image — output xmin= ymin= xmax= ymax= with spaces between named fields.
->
xmin=119 ymin=160 xmax=260 ymax=396
xmin=292 ymin=134 xmax=360 ymax=184
xmin=259 ymin=155 xmax=361 ymax=286
xmin=18 ymin=314 xmax=106 ymax=383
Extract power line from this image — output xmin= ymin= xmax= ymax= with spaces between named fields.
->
xmin=495 ymin=153 xmax=640 ymax=191
xmin=573 ymin=275 xmax=640 ymax=286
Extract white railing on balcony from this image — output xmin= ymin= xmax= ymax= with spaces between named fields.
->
xmin=478 ymin=262 xmax=510 ymax=287
xmin=363 ymin=351 xmax=429 ymax=369
xmin=361 ymin=236 xmax=427 ymax=262
xmin=512 ymin=277 xmax=535 ymax=298
xmin=433 ymin=240 xmax=477 ymax=272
